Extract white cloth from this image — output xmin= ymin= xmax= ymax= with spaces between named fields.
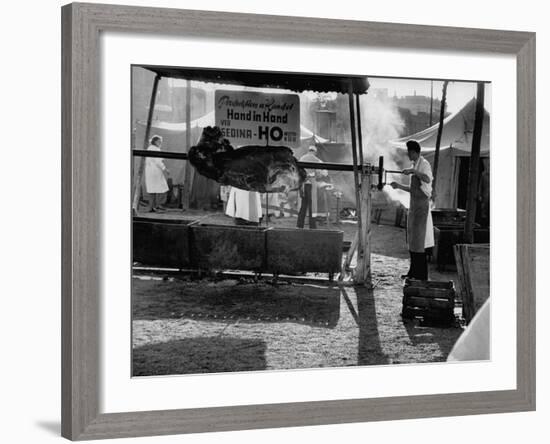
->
xmin=412 ymin=156 xmax=433 ymax=199
xmin=447 ymin=299 xmax=490 ymax=361
xmin=407 ymin=156 xmax=434 ymax=248
xmin=225 ymin=187 xmax=262 ymax=222
xmin=144 ymin=144 xmax=169 ymax=193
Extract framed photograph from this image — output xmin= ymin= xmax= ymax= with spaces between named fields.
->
xmin=62 ymin=2 xmax=535 ymax=440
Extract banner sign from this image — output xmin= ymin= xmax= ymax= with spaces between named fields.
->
xmin=214 ymin=90 xmax=300 ymax=148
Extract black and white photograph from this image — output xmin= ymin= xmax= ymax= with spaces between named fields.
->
xmin=131 ymin=65 xmax=491 ymax=376
xmin=2 ymin=0 xmax=544 ymax=442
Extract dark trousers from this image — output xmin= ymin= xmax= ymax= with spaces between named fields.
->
xmin=297 ymin=183 xmax=316 ymax=229
xmin=408 ymin=251 xmax=428 ymax=280
xmin=146 ymin=193 xmax=165 ymax=211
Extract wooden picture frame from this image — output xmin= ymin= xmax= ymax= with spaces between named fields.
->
xmin=61 ymin=2 xmax=535 ymax=440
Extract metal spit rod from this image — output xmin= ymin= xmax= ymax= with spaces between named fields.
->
xmin=377 ymin=156 xmax=406 ymax=190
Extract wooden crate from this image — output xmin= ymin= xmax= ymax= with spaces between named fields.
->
xmin=453 ymin=244 xmax=490 ymax=323
xmin=433 ymin=226 xmax=490 ymax=270
xmin=402 ymin=279 xmax=456 ymax=324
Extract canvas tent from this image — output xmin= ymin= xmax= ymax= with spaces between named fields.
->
xmin=389 ymin=97 xmax=490 ymax=209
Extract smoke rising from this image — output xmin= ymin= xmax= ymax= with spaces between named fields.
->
xmin=360 ymin=89 xmax=411 ymax=208
xmin=321 ymin=89 xmax=411 ymax=209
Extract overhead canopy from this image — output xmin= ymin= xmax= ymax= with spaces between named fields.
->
xmin=389 ymin=97 xmax=490 ymax=156
xmin=140 ymin=65 xmax=370 ymax=95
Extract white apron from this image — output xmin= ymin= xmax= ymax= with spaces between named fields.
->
xmin=144 ymin=144 xmax=169 ymax=193
xmin=409 ymin=156 xmax=434 ymax=250
xmin=425 ymin=204 xmax=434 ymax=249
xmin=225 ymin=187 xmax=262 ymax=222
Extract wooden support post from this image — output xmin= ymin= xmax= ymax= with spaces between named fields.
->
xmin=464 ymin=82 xmax=485 ymax=244
xmin=355 ymin=93 xmax=372 ymax=282
xmin=348 ymin=87 xmax=371 ymax=285
xmin=355 ymin=171 xmax=372 ymax=284
xmin=343 ymin=231 xmax=359 ymax=271
xmin=132 ymin=74 xmax=161 ymax=213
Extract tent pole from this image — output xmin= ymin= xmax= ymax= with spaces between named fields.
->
xmin=432 ymin=80 xmax=448 ymax=206
xmin=429 ymin=80 xmax=434 ymax=126
xmin=355 ymin=94 xmax=364 ymax=168
xmin=463 ymin=82 xmax=485 ymax=244
xmin=132 ymin=74 xmax=161 ymax=214
xmin=265 ymin=193 xmax=269 ymax=226
xmin=180 ymin=79 xmax=193 ymax=209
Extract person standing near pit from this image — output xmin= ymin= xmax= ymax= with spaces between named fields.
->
xmin=297 ymin=145 xmax=327 ymax=228
xmin=390 ymin=140 xmax=434 ymax=280
xmin=144 ymin=135 xmax=169 ymax=212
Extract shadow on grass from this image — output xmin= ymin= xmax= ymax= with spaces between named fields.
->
xmin=132 ymin=336 xmax=267 ymax=376
xmin=403 ymin=319 xmax=464 ymax=360
xmin=341 ymin=286 xmax=389 ymax=366
xmin=132 ymin=279 xmax=341 ymax=327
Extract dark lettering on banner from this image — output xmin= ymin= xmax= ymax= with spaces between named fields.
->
xmin=215 ymin=90 xmax=300 ymax=147
xmin=220 ymin=127 xmax=253 ymax=140
xmin=258 ymin=125 xmax=269 ymax=141
xmin=270 ymin=126 xmax=283 ymax=141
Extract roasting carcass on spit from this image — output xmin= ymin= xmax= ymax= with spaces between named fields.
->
xmin=188 ymin=126 xmax=306 ymax=193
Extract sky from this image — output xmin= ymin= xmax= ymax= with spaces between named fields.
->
xmin=171 ymin=75 xmax=492 ymax=115
xmin=368 ymin=77 xmax=491 ymax=114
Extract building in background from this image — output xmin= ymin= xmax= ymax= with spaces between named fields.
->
xmin=372 ymin=88 xmax=448 ymax=136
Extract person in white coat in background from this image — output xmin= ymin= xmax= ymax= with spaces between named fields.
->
xmin=144 ymin=135 xmax=169 ymax=212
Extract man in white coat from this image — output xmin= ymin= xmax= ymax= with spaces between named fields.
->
xmin=145 ymin=135 xmax=169 ymax=212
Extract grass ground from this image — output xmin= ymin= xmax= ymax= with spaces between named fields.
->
xmin=132 ymin=219 xmax=464 ymax=377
